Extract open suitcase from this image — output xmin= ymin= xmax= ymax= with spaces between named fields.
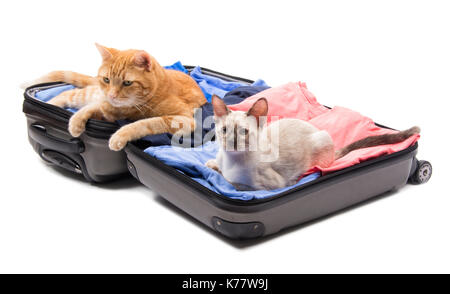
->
xmin=23 ymin=66 xmax=432 ymax=239
xmin=22 ymin=66 xmax=253 ymax=182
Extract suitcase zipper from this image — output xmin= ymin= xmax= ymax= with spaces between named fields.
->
xmin=127 ymin=141 xmax=418 ymax=206
xmin=22 ymin=66 xmax=256 ymax=139
xmin=23 ymin=82 xmax=119 ymax=138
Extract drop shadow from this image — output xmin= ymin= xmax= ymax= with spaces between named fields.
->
xmin=42 ymin=161 xmax=85 ymax=181
xmin=91 ymin=175 xmax=141 ymax=190
xmin=41 ymin=160 xmax=141 ymax=189
xmin=40 ymin=159 xmax=411 ymax=248
xmin=153 ymin=187 xmax=402 ymax=249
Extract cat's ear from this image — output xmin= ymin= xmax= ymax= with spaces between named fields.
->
xmin=95 ymin=43 xmax=113 ymax=61
xmin=134 ymin=51 xmax=152 ymax=71
xmin=211 ymin=95 xmax=230 ymax=117
xmin=247 ymin=97 xmax=268 ymax=126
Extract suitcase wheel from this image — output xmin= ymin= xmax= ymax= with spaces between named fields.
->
xmin=410 ymin=160 xmax=432 ymax=184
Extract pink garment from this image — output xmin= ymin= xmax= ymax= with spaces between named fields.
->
xmin=229 ymin=82 xmax=420 ymax=175
xmin=228 ymin=82 xmax=329 ymax=123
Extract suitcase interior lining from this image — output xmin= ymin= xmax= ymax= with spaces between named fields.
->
xmin=127 ymin=140 xmax=418 ymax=205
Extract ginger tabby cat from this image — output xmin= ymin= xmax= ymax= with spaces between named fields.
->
xmin=33 ymin=44 xmax=206 ymax=150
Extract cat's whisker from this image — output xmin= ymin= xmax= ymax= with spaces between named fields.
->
xmin=140 ymin=103 xmax=153 ymax=112
xmin=133 ymin=104 xmax=145 ymax=115
xmin=36 ymin=44 xmax=206 ymax=153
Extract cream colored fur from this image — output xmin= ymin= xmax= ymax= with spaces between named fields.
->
xmin=205 ymin=96 xmax=334 ymax=190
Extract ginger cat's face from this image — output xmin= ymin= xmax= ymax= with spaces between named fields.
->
xmin=95 ymin=44 xmax=155 ymax=108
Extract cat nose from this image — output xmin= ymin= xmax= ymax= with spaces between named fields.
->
xmin=107 ymin=91 xmax=118 ymax=99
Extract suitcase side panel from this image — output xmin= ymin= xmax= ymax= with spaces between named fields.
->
xmin=125 ymin=145 xmax=417 ymax=239
xmin=25 ymin=114 xmax=129 ymax=182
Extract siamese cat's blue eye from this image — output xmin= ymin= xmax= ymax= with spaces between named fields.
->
xmin=123 ymin=80 xmax=133 ymax=86
xmin=238 ymin=128 xmax=249 ymax=135
xmin=103 ymin=77 xmax=110 ymax=84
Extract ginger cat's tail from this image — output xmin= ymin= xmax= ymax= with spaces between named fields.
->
xmin=335 ymin=126 xmax=420 ymax=159
xmin=21 ymin=71 xmax=98 ymax=89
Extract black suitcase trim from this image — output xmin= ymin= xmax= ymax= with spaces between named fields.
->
xmin=125 ymin=140 xmax=420 ymax=239
xmin=22 ymin=66 xmax=255 ymax=138
xmin=22 ymin=65 xmax=430 ymax=239
xmin=22 ymin=66 xmax=258 ymax=182
xmin=126 ymin=140 xmax=419 ymax=208
xmin=23 ymin=82 xmax=120 ymax=139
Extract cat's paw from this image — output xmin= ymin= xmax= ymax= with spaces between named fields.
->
xmin=109 ymin=131 xmax=129 ymax=151
xmin=205 ymin=159 xmax=220 ymax=173
xmin=68 ymin=115 xmax=86 ymax=137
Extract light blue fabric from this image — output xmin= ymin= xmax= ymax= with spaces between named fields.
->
xmin=33 ymin=62 xmax=188 ymax=113
xmin=189 ymin=66 xmax=269 ymax=102
xmin=33 ymin=61 xmax=269 ymax=108
xmin=34 ymin=84 xmax=78 ymax=112
xmin=144 ymin=141 xmax=321 ymax=201
xmin=34 ymin=84 xmax=75 ymax=102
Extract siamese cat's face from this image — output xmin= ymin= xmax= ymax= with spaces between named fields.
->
xmin=211 ymin=95 xmax=268 ymax=152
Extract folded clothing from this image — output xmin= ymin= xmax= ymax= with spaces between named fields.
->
xmin=34 ymin=61 xmax=191 ymax=113
xmin=144 ymin=81 xmax=419 ymax=200
xmin=164 ymin=61 xmax=189 ymax=74
xmin=33 ymin=77 xmax=269 ymax=146
xmin=307 ymin=106 xmax=419 ymax=174
xmin=34 ymin=61 xmax=269 ymax=111
xmin=144 ymin=141 xmax=321 ymax=201
xmin=34 ymin=84 xmax=78 ymax=112
xmin=130 ymin=85 xmax=269 ymax=146
xmin=228 ymin=81 xmax=329 ymax=122
xmin=189 ymin=66 xmax=268 ymax=102
xmin=229 ymin=81 xmax=420 ymax=175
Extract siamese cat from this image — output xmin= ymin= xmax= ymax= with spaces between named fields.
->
xmin=206 ymin=95 xmax=419 ymax=190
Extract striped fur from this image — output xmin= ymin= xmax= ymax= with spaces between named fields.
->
xmin=34 ymin=71 xmax=98 ymax=88
xmin=29 ymin=44 xmax=206 ymax=151
xmin=335 ymin=126 xmax=420 ymax=159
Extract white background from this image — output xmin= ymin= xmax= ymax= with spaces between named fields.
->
xmin=0 ymin=0 xmax=448 ymax=273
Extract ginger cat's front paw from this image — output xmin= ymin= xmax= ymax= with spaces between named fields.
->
xmin=205 ymin=159 xmax=220 ymax=173
xmin=109 ymin=131 xmax=129 ymax=151
xmin=68 ymin=114 xmax=87 ymax=137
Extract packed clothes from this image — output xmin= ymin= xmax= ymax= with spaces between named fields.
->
xmin=129 ymin=85 xmax=269 ymax=146
xmin=229 ymin=81 xmax=420 ymax=175
xmin=33 ymin=72 xmax=270 ymax=146
xmin=144 ymin=80 xmax=420 ymax=199
xmin=34 ymin=61 xmax=269 ymax=110
xmin=34 ymin=84 xmax=77 ymax=112
xmin=144 ymin=141 xmax=321 ymax=200
xmin=34 ymin=73 xmax=420 ymax=198
xmin=189 ymin=66 xmax=268 ymax=102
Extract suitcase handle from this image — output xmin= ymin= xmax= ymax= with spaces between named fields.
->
xmin=29 ymin=124 xmax=85 ymax=153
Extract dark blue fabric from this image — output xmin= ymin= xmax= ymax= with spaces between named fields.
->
xmin=189 ymin=66 xmax=268 ymax=102
xmin=144 ymin=141 xmax=321 ymax=200
xmin=136 ymin=85 xmax=270 ymax=146
xmin=32 ymin=62 xmax=270 ymax=146
xmin=34 ymin=81 xmax=269 ymax=147
xmin=33 ymin=61 xmax=269 ymax=112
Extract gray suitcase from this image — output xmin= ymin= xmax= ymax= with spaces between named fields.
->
xmin=125 ymin=137 xmax=430 ymax=240
xmin=23 ymin=67 xmax=432 ymax=239
xmin=22 ymin=66 xmax=251 ymax=182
